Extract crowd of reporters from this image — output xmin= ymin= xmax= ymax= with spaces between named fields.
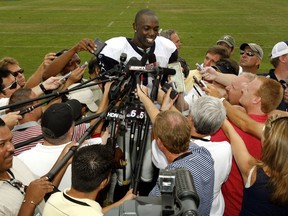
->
xmin=0 ymin=8 xmax=288 ymax=216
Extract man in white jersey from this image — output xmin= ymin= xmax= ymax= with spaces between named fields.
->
xmin=98 ymin=9 xmax=178 ymax=200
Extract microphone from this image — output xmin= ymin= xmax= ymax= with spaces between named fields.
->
xmin=124 ymin=57 xmax=143 ymax=74
xmin=126 ymin=54 xmax=176 ymax=76
xmin=142 ymin=53 xmax=156 ymax=85
xmin=175 ymin=168 xmax=199 ymax=216
xmin=119 ymin=52 xmax=127 ymax=71
xmin=141 ymin=53 xmax=149 ymax=66
xmin=120 ymin=53 xmax=127 ymax=63
xmin=148 ymin=53 xmax=158 ymax=68
xmin=128 ymin=65 xmax=176 ymax=76
xmin=97 ymin=65 xmax=122 ymax=79
xmin=97 ymin=53 xmax=127 ymax=79
xmin=124 ymin=57 xmax=143 ymax=87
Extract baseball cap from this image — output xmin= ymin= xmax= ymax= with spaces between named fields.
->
xmin=240 ymin=43 xmax=264 ymax=60
xmin=41 ymin=99 xmax=82 ymax=139
xmin=271 ymin=41 xmax=288 ymax=59
xmin=217 ymin=35 xmax=235 ymax=48
xmin=68 ymin=84 xmax=98 ymax=112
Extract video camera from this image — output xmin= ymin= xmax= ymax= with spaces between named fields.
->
xmin=105 ymin=168 xmax=199 ymax=216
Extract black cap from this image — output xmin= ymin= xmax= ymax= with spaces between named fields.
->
xmin=41 ymin=99 xmax=82 ymax=139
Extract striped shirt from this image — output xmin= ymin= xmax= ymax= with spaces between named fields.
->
xmin=13 ymin=122 xmax=89 ymax=155
xmin=149 ymin=142 xmax=215 ymax=216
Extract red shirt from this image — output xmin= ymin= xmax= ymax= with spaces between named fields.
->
xmin=211 ymin=114 xmax=267 ymax=216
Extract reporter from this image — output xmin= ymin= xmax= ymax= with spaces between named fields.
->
xmin=43 ymin=144 xmax=136 ymax=216
xmin=222 ymin=116 xmax=288 ymax=215
xmin=0 ymin=118 xmax=76 ymax=215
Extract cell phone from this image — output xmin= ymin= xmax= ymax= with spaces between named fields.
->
xmin=93 ymin=38 xmax=107 ymax=56
xmin=55 ymin=49 xmax=68 ymax=57
xmin=193 ymin=75 xmax=207 ymax=88
xmin=161 ymin=82 xmax=178 ymax=99
xmin=81 ymin=61 xmax=88 ymax=68
xmin=196 ymin=63 xmax=204 ymax=71
xmin=59 ymin=72 xmax=72 ymax=82
xmin=193 ymin=83 xmax=204 ymax=97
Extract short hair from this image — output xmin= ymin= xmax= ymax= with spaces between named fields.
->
xmin=160 ymin=29 xmax=176 ymax=40
xmin=0 ymin=68 xmax=13 ymax=93
xmin=9 ymin=88 xmax=33 ymax=112
xmin=153 ymin=110 xmax=191 ymax=154
xmin=134 ymin=9 xmax=157 ymax=24
xmin=190 ymin=96 xmax=226 ymax=135
xmin=71 ymin=145 xmax=114 ymax=193
xmin=270 ymin=56 xmax=279 ymax=68
xmin=261 ymin=115 xmax=288 ymax=205
xmin=206 ymin=45 xmax=229 ymax=59
xmin=0 ymin=57 xmax=18 ymax=69
xmin=256 ymin=76 xmax=283 ymax=113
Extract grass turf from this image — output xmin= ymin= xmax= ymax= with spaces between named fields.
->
xmin=1 ymin=0 xmax=288 ymax=77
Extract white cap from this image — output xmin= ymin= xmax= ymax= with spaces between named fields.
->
xmin=68 ymin=84 xmax=98 ymax=112
xmin=271 ymin=41 xmax=288 ymax=59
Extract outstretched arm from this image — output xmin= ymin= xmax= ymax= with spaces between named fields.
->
xmin=223 ymin=99 xmax=263 ymax=139
xmin=221 ymin=119 xmax=257 ymax=184
xmin=102 ymin=189 xmax=136 ymax=214
xmin=200 ymin=66 xmax=237 ymax=87
xmin=25 ymin=52 xmax=57 ymax=88
xmin=136 ymin=84 xmax=179 ymax=124
xmin=42 ymin=39 xmax=96 ymax=80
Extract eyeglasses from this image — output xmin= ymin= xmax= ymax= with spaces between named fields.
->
xmin=2 ymin=79 xmax=18 ymax=91
xmin=11 ymin=68 xmax=24 ymax=77
xmin=240 ymin=50 xmax=255 ymax=57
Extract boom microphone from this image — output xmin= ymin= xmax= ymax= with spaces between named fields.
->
xmin=175 ymin=168 xmax=199 ymax=216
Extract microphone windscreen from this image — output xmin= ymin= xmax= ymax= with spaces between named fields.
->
xmin=161 ymin=68 xmax=176 ymax=76
xmin=149 ymin=53 xmax=157 ymax=64
xmin=120 ymin=53 xmax=127 ymax=63
xmin=141 ymin=53 xmax=149 ymax=66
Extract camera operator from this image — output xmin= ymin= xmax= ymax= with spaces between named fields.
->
xmin=136 ymin=85 xmax=215 ymax=216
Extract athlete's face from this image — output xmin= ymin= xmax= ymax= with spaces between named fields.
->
xmin=133 ymin=14 xmax=159 ymax=50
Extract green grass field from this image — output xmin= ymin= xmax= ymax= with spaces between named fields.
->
xmin=1 ymin=0 xmax=288 ymax=77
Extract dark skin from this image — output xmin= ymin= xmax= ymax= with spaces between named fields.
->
xmin=132 ymin=14 xmax=159 ymax=50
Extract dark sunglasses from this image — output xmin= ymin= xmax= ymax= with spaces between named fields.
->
xmin=3 ymin=80 xmax=18 ymax=91
xmin=12 ymin=68 xmax=24 ymax=77
xmin=240 ymin=50 xmax=255 ymax=57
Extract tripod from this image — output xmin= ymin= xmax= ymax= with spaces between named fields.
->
xmin=107 ymin=70 xmax=162 ymax=200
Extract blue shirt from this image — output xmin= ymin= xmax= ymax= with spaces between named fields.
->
xmin=241 ymin=167 xmax=288 ymax=216
xmin=149 ymin=142 xmax=215 ymax=216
